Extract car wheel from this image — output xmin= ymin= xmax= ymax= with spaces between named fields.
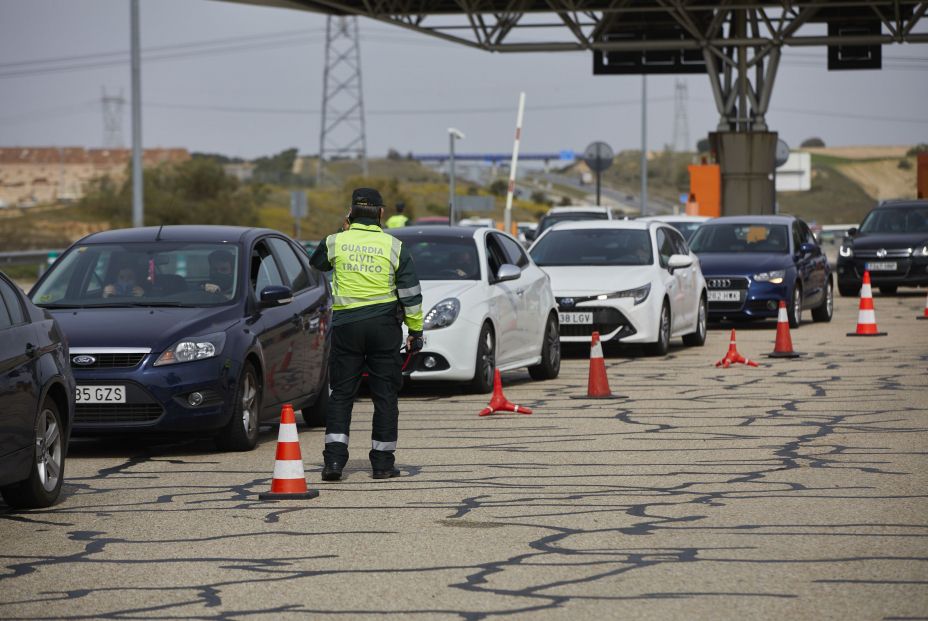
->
xmin=649 ymin=301 xmax=671 ymax=356
xmin=469 ymin=323 xmax=495 ymax=394
xmin=215 ymin=362 xmax=262 ymax=452
xmin=787 ymin=284 xmax=802 ymax=329
xmin=529 ymin=314 xmax=560 ymax=380
xmin=682 ymin=295 xmax=707 ymax=347
xmin=879 ymin=285 xmax=897 ymax=295
xmin=1 ymin=399 xmax=65 ymax=509
xmin=838 ymin=282 xmax=859 ymax=297
xmin=811 ymin=279 xmax=834 ymax=323
xmin=301 ymin=366 xmax=329 ymax=428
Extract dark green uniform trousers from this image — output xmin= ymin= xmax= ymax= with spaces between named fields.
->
xmin=323 ymin=314 xmax=403 ymax=470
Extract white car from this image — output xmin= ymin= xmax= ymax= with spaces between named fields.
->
xmin=390 ymin=226 xmax=560 ymax=392
xmin=637 ymin=215 xmax=710 ymax=242
xmin=529 ymin=220 xmax=708 ymax=355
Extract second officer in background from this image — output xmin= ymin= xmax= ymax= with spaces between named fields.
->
xmin=309 ymin=188 xmax=423 ymax=481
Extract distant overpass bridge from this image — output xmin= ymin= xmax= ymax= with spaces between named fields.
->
xmin=411 ymin=152 xmax=576 ymax=164
xmin=224 ymin=1 xmax=926 ymax=215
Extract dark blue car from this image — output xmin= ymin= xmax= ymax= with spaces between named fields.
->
xmin=28 ymin=226 xmax=332 ymax=451
xmin=689 ymin=215 xmax=833 ymax=328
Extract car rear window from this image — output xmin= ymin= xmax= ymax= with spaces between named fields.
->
xmin=530 ymin=229 xmax=652 ymax=266
xmin=690 ymin=223 xmax=790 ymax=254
xmin=399 ymin=237 xmax=480 ymax=280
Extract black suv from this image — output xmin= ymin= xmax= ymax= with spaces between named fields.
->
xmin=837 ymin=200 xmax=928 ymax=296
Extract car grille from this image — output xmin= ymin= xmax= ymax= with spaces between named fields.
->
xmin=71 ymin=353 xmax=146 ymax=369
xmin=855 ymin=248 xmax=912 ymax=259
xmin=559 ymin=307 xmax=636 ymax=338
xmin=75 ymin=404 xmax=163 ymax=424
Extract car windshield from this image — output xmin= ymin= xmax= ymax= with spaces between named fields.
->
xmin=859 ymin=206 xmax=928 ymax=234
xmin=530 ymin=229 xmax=652 ymax=266
xmin=538 ymin=211 xmax=608 ymax=234
xmin=690 ymin=223 xmax=790 ymax=254
xmin=30 ymin=243 xmax=241 ymax=308
xmin=664 ymin=221 xmax=703 ymax=241
xmin=399 ymin=237 xmax=480 ymax=280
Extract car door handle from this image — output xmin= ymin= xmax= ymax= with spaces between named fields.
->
xmin=25 ymin=343 xmax=37 ymax=358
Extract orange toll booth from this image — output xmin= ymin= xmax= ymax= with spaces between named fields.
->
xmin=687 ymin=163 xmax=721 ymax=217
xmin=918 ymin=153 xmax=928 ymax=199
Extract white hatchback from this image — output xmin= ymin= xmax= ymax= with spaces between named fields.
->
xmin=529 ymin=220 xmax=708 ymax=355
xmin=390 ymin=226 xmax=561 ymax=392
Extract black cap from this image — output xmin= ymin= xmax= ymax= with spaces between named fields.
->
xmin=351 ymin=188 xmax=383 ymax=208
xmin=396 ymin=201 xmax=406 ymax=212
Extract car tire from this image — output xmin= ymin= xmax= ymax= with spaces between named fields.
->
xmin=301 ymin=367 xmax=329 ymax=428
xmin=469 ymin=322 xmax=495 ymax=394
xmin=787 ymin=284 xmax=802 ymax=329
xmin=649 ymin=301 xmax=671 ymax=356
xmin=529 ymin=314 xmax=560 ymax=380
xmin=682 ymin=295 xmax=707 ymax=347
xmin=0 ymin=399 xmax=66 ymax=509
xmin=215 ymin=362 xmax=262 ymax=452
xmin=879 ymin=285 xmax=897 ymax=295
xmin=838 ymin=282 xmax=858 ymax=297
xmin=811 ymin=279 xmax=834 ymax=323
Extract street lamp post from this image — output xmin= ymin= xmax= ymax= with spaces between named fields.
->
xmin=448 ymin=128 xmax=465 ymax=225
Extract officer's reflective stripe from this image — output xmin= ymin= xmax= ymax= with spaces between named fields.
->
xmin=397 ymin=285 xmax=421 ymax=298
xmin=372 ymin=440 xmax=397 ymax=451
xmin=390 ymin=237 xmax=402 ymax=268
xmin=404 ymin=303 xmax=422 ymax=315
xmin=327 ymin=234 xmax=339 ymax=295
xmin=325 ymin=433 xmax=349 ymax=445
xmin=332 ymin=292 xmax=397 ymax=307
xmin=272 ymin=460 xmax=306 ymax=479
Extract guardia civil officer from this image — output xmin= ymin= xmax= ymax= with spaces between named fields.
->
xmin=308 ymin=188 xmax=423 ymax=481
xmin=384 ymin=201 xmax=409 ymax=228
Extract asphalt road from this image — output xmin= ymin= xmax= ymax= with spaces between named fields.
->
xmin=2 ymin=292 xmax=927 ymax=619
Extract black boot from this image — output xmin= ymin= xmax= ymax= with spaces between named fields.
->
xmin=372 ymin=468 xmax=400 ymax=479
xmin=321 ymin=463 xmax=343 ymax=481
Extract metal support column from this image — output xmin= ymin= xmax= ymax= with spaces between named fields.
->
xmin=130 ymin=0 xmax=143 ymax=228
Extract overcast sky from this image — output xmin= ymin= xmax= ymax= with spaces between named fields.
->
xmin=1 ymin=0 xmax=926 ymax=160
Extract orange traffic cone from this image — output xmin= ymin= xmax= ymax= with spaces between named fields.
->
xmin=847 ymin=271 xmax=887 ymax=336
xmin=715 ymin=329 xmax=759 ymax=367
xmin=258 ymin=404 xmax=319 ymax=500
xmin=571 ymin=331 xmax=625 ymax=399
xmin=478 ymin=369 xmax=532 ymax=416
xmin=918 ymin=291 xmax=928 ymax=320
xmin=767 ymin=300 xmax=804 ymax=358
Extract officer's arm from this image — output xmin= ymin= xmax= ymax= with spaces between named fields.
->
xmin=308 ymin=234 xmax=334 ymax=272
xmin=395 ymin=245 xmax=424 ymax=336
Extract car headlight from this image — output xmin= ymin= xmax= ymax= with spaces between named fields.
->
xmin=424 ymin=298 xmax=460 ymax=329
xmin=913 ymin=244 xmax=928 ymax=257
xmin=839 ymin=244 xmax=853 ymax=258
xmin=597 ymin=283 xmax=651 ymax=305
xmin=753 ymin=270 xmax=786 ymax=284
xmin=154 ymin=332 xmax=226 ymax=366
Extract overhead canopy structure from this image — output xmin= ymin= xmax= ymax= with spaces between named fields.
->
xmin=222 ymin=0 xmax=926 ymax=214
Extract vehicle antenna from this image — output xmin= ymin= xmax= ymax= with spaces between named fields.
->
xmin=155 ymin=224 xmax=163 ymax=241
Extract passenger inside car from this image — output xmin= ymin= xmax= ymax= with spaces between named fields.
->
xmin=102 ymin=264 xmax=145 ymax=298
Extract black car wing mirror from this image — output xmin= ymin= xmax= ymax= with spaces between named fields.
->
xmin=259 ymin=285 xmax=293 ymax=307
xmin=847 ymin=227 xmax=858 ymax=237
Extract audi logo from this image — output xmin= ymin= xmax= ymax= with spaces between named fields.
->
xmin=708 ymin=279 xmax=732 ymax=289
xmin=72 ymin=355 xmax=96 ymax=366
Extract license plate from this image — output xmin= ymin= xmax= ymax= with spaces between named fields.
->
xmin=76 ymin=385 xmax=126 ymax=404
xmin=559 ymin=312 xmax=593 ymax=325
xmin=708 ymin=290 xmax=741 ymax=302
xmin=865 ymin=261 xmax=896 ymax=271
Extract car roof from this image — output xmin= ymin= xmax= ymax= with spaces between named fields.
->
xmin=79 ymin=225 xmax=276 ymax=244
xmin=543 ymin=220 xmax=650 ymax=232
xmin=545 ymin=205 xmax=611 ymax=214
xmin=389 ymin=225 xmax=482 ymax=240
xmin=701 ymin=215 xmax=796 ymax=225
xmin=637 ymin=215 xmax=710 ymax=223
xmin=874 ymin=199 xmax=928 ymax=209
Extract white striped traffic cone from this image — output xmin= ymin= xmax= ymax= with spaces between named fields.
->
xmin=847 ymin=271 xmax=887 ymax=337
xmin=918 ymin=290 xmax=928 ymax=320
xmin=258 ymin=403 xmax=319 ymax=500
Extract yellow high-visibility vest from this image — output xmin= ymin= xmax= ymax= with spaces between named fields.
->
xmin=385 ymin=214 xmax=409 ymax=228
xmin=326 ymin=223 xmax=402 ymax=311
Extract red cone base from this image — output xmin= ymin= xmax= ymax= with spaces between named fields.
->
xmin=715 ymin=329 xmax=759 ymax=368
xmin=478 ymin=369 xmax=532 ymax=416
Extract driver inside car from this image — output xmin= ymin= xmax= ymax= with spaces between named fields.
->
xmin=202 ymin=250 xmax=235 ymax=296
xmin=103 ymin=264 xmax=145 ymax=298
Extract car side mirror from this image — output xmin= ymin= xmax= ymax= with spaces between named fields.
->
xmin=799 ymin=242 xmax=816 ymax=256
xmin=496 ymin=263 xmax=521 ymax=283
xmin=524 ymin=229 xmax=537 ymax=242
xmin=259 ymin=285 xmax=293 ymax=307
xmin=667 ymin=254 xmax=693 ymax=273
xmin=847 ymin=227 xmax=858 ymax=237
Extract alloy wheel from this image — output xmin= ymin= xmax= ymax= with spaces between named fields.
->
xmin=241 ymin=372 xmax=258 ymax=435
xmin=480 ymin=330 xmax=495 ymax=387
xmin=35 ymin=408 xmax=62 ymax=493
xmin=547 ymin=320 xmax=561 ymax=370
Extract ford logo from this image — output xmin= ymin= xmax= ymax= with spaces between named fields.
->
xmin=876 ymin=248 xmax=887 ymax=258
xmin=72 ymin=355 xmax=96 ymax=366
xmin=560 ymin=297 xmax=575 ymax=309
